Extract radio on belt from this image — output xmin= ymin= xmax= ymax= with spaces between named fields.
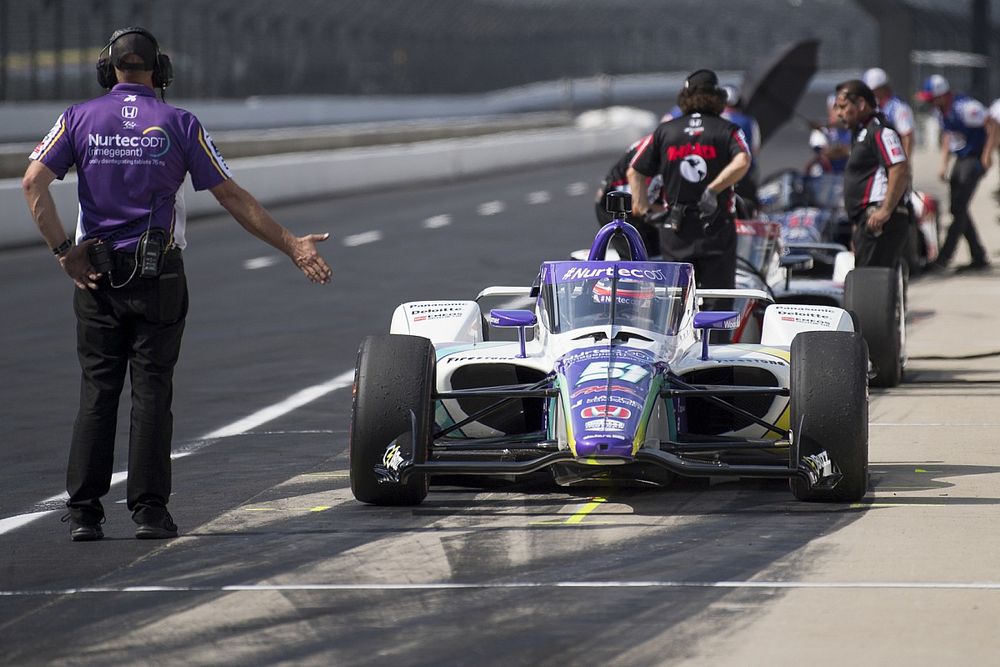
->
xmin=139 ymin=229 xmax=166 ymax=278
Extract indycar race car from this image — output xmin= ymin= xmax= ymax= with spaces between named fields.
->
xmin=742 ymin=172 xmax=918 ymax=388
xmin=349 ymin=195 xmax=869 ymax=507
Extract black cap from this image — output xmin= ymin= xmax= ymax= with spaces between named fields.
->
xmin=111 ymin=29 xmax=157 ymax=71
xmin=684 ymin=69 xmax=720 ymax=91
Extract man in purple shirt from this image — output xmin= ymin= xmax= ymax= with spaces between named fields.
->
xmin=21 ymin=27 xmax=332 ymax=541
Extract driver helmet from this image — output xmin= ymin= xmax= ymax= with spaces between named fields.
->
xmin=592 ymin=277 xmax=656 ymax=321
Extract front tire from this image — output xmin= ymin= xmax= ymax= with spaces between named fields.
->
xmin=349 ymin=334 xmax=434 ymax=505
xmin=844 ymin=266 xmax=904 ymax=388
xmin=789 ymin=331 xmax=869 ymax=502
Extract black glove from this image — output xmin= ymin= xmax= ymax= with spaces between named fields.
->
xmin=698 ymin=187 xmax=719 ymax=219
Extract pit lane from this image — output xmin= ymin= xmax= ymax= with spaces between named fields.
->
xmin=4 ymin=113 xmax=1000 ymax=665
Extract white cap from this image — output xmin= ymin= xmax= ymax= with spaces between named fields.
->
xmin=919 ymin=74 xmax=950 ymax=100
xmin=722 ymin=85 xmax=740 ymax=106
xmin=862 ymin=67 xmax=889 ymax=90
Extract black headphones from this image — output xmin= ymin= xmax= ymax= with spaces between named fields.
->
xmin=96 ymin=27 xmax=173 ymax=90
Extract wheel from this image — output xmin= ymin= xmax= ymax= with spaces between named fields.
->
xmin=844 ymin=266 xmax=904 ymax=388
xmin=349 ymin=334 xmax=434 ymax=505
xmin=789 ymin=331 xmax=869 ymax=502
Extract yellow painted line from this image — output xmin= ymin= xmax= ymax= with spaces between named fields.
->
xmin=564 ymin=497 xmax=607 ymax=525
xmin=243 ymin=506 xmax=332 ymax=513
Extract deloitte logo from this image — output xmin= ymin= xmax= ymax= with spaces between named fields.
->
xmin=142 ymin=126 xmax=171 ymax=158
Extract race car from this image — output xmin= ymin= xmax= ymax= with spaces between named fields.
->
xmin=756 ymin=169 xmax=940 ymax=276
xmin=742 ymin=173 xmax=914 ymax=388
xmin=349 ymin=200 xmax=869 ymax=507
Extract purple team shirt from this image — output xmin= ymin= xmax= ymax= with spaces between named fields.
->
xmin=29 ymin=83 xmax=232 ymax=250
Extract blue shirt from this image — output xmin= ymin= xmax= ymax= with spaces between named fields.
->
xmin=937 ymin=94 xmax=987 ymax=159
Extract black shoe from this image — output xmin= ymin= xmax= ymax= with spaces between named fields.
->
xmin=923 ymin=260 xmax=948 ymax=274
xmin=61 ymin=513 xmax=105 ymax=542
xmin=954 ymin=260 xmax=992 ymax=274
xmin=133 ymin=508 xmax=178 ymax=540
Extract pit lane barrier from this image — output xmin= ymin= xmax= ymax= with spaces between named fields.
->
xmin=0 ymin=106 xmax=656 ymax=249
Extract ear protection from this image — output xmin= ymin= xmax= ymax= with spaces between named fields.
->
xmin=96 ymin=27 xmax=173 ymax=90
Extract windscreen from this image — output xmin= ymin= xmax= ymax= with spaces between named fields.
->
xmin=538 ymin=262 xmax=693 ymax=335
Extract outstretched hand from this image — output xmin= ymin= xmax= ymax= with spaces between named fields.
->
xmin=290 ymin=233 xmax=332 ymax=284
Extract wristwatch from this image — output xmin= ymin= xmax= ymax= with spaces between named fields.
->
xmin=52 ymin=239 xmax=73 ymax=256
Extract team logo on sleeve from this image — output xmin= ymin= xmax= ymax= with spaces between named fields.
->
xmin=30 ymin=114 xmax=65 ymax=160
xmin=680 ymin=155 xmax=708 ymax=182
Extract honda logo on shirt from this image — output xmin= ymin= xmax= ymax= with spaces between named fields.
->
xmin=580 ymin=405 xmax=632 ymax=419
xmin=121 ymin=106 xmax=138 ymax=119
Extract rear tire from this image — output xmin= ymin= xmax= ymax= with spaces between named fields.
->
xmin=844 ymin=266 xmax=904 ymax=388
xmin=789 ymin=331 xmax=869 ymax=502
xmin=349 ymin=334 xmax=434 ymax=505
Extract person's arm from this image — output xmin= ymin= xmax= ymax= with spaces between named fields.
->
xmin=900 ymin=132 xmax=914 ymax=158
xmin=938 ymin=131 xmax=952 ymax=182
xmin=22 ymin=160 xmax=100 ymax=289
xmin=706 ymin=151 xmax=751 ymax=193
xmin=210 ymin=178 xmax=332 ymax=284
xmin=864 ymin=161 xmax=910 ymax=233
xmin=626 ymin=166 xmax=651 ymax=217
xmin=983 ymin=118 xmax=998 ymax=171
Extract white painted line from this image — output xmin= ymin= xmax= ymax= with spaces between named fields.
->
xmin=342 ymin=231 xmax=383 ymax=247
xmin=0 ymin=370 xmax=356 ymax=536
xmin=566 ymin=182 xmax=589 ymax=196
xmin=243 ymin=256 xmax=280 ymax=270
xmin=8 ymin=580 xmax=1000 ymax=596
xmin=871 ymin=422 xmax=1000 ymax=427
xmin=526 ymin=191 xmax=551 ymax=205
xmin=202 ymin=370 xmax=354 ymax=439
xmin=422 ymin=214 xmax=452 ymax=229
xmin=477 ymin=201 xmax=505 ymax=216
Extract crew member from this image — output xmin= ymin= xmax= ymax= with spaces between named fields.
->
xmin=22 ymin=27 xmax=332 ymax=542
xmin=985 ymin=97 xmax=1000 ymax=205
xmin=919 ymin=75 xmax=991 ymax=272
xmin=721 ymin=85 xmax=762 ymax=208
xmin=627 ymin=69 xmax=751 ymax=289
xmin=807 ymin=94 xmax=852 ymax=176
xmin=862 ymin=67 xmax=915 ymax=156
xmin=594 ymin=135 xmax=661 ymax=257
xmin=834 ymin=80 xmax=910 ymax=269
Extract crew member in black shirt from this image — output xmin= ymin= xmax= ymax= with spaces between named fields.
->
xmin=594 ymin=134 xmax=661 ymax=257
xmin=834 ymin=79 xmax=910 ymax=268
xmin=627 ymin=69 xmax=751 ymax=288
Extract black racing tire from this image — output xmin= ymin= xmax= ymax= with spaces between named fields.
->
xmin=349 ymin=334 xmax=434 ymax=505
xmin=844 ymin=266 xmax=904 ymax=388
xmin=789 ymin=331 xmax=869 ymax=502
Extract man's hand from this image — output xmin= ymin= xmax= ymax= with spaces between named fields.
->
xmin=289 ymin=233 xmax=332 ymax=284
xmin=866 ymin=207 xmax=890 ymax=235
xmin=983 ymin=151 xmax=993 ymax=172
xmin=698 ymin=187 xmax=719 ymax=219
xmin=59 ymin=239 xmax=101 ymax=290
xmin=938 ymin=168 xmax=949 ymax=183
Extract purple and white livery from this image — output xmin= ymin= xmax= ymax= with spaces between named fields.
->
xmin=350 ymin=220 xmax=869 ymax=506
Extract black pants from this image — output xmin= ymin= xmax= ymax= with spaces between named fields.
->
xmin=659 ymin=215 xmax=737 ymax=290
xmin=852 ymin=205 xmax=910 ymax=269
xmin=66 ymin=250 xmax=187 ymax=521
xmin=938 ymin=155 xmax=987 ymax=265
